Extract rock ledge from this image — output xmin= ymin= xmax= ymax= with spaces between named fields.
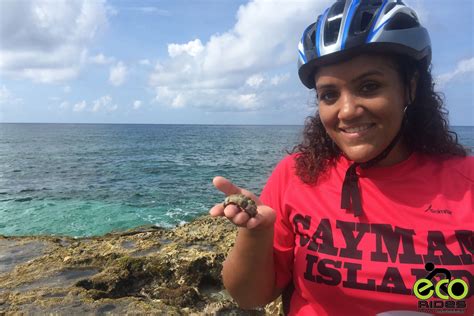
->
xmin=0 ymin=216 xmax=282 ymax=314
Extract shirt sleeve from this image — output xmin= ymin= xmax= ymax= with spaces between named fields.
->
xmin=260 ymin=155 xmax=296 ymax=290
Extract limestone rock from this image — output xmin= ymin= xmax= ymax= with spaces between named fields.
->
xmin=0 ymin=216 xmax=283 ymax=314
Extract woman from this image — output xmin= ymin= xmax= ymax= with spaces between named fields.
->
xmin=210 ymin=0 xmax=473 ymax=315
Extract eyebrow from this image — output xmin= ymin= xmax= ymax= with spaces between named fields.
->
xmin=316 ymin=70 xmax=385 ymax=91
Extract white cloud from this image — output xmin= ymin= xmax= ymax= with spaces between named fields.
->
xmin=123 ymin=6 xmax=170 ymax=16
xmin=0 ymin=85 xmax=23 ymax=105
xmin=133 ymin=100 xmax=142 ymax=110
xmin=109 ymin=62 xmax=127 ymax=86
xmin=71 ymin=95 xmax=118 ymax=113
xmin=171 ymin=94 xmax=186 ymax=108
xmin=168 ymin=39 xmax=204 ymax=58
xmin=271 ymin=73 xmax=290 ymax=86
xmin=92 ymin=95 xmax=110 ymax=112
xmin=149 ymin=0 xmax=332 ymax=112
xmin=92 ymin=95 xmax=118 ymax=112
xmin=89 ymin=53 xmax=114 ymax=65
xmin=139 ymin=59 xmax=151 ymax=66
xmin=234 ymin=94 xmax=258 ymax=109
xmin=437 ymin=57 xmax=474 ymax=87
xmin=0 ymin=0 xmax=109 ymax=83
xmin=108 ymin=104 xmax=118 ymax=112
xmin=59 ymin=101 xmax=69 ymax=109
xmin=246 ymin=74 xmax=265 ymax=88
xmin=73 ymin=100 xmax=87 ymax=112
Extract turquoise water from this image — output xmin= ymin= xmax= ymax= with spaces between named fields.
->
xmin=0 ymin=124 xmax=302 ymax=236
xmin=1 ymin=124 xmax=472 ymax=237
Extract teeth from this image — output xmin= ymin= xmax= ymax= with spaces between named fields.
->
xmin=343 ymin=124 xmax=372 ymax=133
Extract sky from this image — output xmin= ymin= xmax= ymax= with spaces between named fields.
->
xmin=0 ymin=0 xmax=473 ymax=126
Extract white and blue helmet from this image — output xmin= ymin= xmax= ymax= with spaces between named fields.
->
xmin=298 ymin=0 xmax=431 ymax=89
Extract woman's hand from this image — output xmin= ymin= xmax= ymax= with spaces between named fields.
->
xmin=209 ymin=176 xmax=280 ymax=308
xmin=209 ymin=176 xmax=275 ymax=230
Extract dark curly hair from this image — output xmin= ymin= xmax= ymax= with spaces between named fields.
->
xmin=290 ymin=53 xmax=468 ymax=185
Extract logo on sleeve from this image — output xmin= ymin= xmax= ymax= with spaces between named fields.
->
xmin=424 ymin=205 xmax=452 ymax=215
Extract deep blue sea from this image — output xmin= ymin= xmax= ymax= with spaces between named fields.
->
xmin=1 ymin=124 xmax=472 ymax=237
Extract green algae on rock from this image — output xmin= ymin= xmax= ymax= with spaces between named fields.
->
xmin=0 ymin=216 xmax=283 ymax=314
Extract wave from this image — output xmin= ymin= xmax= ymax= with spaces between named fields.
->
xmin=14 ymin=197 xmax=33 ymax=202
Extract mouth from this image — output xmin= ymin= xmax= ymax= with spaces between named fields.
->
xmin=339 ymin=123 xmax=375 ymax=133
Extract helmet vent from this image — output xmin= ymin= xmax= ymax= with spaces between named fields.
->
xmin=324 ymin=1 xmax=345 ymax=45
xmin=324 ymin=18 xmax=342 ymax=45
xmin=384 ymin=2 xmax=397 ymax=14
xmin=358 ymin=12 xmax=374 ymax=34
xmin=368 ymin=0 xmax=383 ymax=5
xmin=385 ymin=12 xmax=420 ymax=30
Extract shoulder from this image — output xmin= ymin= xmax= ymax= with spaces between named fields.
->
xmin=442 ymin=154 xmax=474 ymax=182
xmin=419 ymin=153 xmax=474 ymax=183
xmin=263 ymin=154 xmax=298 ymax=189
xmin=270 ymin=153 xmax=299 ymax=180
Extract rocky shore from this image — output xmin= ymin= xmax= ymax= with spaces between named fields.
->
xmin=0 ymin=216 xmax=282 ymax=314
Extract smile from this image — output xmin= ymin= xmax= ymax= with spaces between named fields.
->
xmin=339 ymin=123 xmax=375 ymax=134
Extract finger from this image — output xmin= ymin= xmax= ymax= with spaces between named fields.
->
xmin=246 ymin=205 xmax=276 ymax=230
xmin=231 ymin=211 xmax=250 ymax=226
xmin=223 ymin=205 xmax=241 ymax=219
xmin=212 ymin=176 xmax=262 ymax=205
xmin=209 ymin=203 xmax=224 ymax=217
xmin=213 ymin=176 xmax=241 ymax=195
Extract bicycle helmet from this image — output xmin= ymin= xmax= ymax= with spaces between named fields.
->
xmin=298 ymin=0 xmax=431 ymax=89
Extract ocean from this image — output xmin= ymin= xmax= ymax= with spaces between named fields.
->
xmin=1 ymin=124 xmax=473 ymax=237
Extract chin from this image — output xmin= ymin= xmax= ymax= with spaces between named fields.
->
xmin=342 ymin=147 xmax=378 ymax=163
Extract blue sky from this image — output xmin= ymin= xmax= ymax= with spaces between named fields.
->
xmin=0 ymin=0 xmax=473 ymax=125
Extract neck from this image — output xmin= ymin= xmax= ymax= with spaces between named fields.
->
xmin=375 ymin=141 xmax=411 ymax=167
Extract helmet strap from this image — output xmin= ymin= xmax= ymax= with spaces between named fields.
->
xmin=340 ymin=105 xmax=409 ymax=217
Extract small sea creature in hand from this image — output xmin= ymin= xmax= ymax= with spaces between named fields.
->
xmin=223 ymin=194 xmax=258 ymax=218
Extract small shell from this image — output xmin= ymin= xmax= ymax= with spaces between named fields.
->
xmin=223 ymin=194 xmax=258 ymax=218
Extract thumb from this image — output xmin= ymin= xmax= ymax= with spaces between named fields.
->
xmin=212 ymin=176 xmax=262 ymax=205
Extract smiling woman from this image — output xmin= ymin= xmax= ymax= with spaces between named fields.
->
xmin=210 ymin=0 xmax=473 ymax=315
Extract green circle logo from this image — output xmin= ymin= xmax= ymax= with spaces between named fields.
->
xmin=448 ymin=279 xmax=469 ymax=300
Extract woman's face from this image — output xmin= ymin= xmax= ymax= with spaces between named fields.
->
xmin=315 ymin=54 xmax=410 ymax=165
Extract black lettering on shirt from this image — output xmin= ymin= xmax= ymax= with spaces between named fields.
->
xmin=303 ymin=253 xmax=318 ymax=282
xmin=370 ymin=224 xmax=423 ymax=264
xmin=455 ymin=230 xmax=473 ymax=265
xmin=293 ymin=214 xmax=312 ymax=247
xmin=424 ymin=231 xmax=462 ymax=265
xmin=308 ymin=218 xmax=338 ymax=256
xmin=336 ymin=221 xmax=370 ymax=260
xmin=376 ymin=267 xmax=411 ymax=294
xmin=316 ymin=258 xmax=342 ymax=286
xmin=342 ymin=262 xmax=376 ymax=291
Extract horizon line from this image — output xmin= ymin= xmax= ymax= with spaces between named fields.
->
xmin=0 ymin=122 xmax=307 ymax=127
xmin=1 ymin=122 xmax=473 ymax=127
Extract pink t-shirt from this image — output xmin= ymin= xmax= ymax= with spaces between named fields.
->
xmin=260 ymin=153 xmax=473 ymax=315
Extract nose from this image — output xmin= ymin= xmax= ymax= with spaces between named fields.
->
xmin=337 ymin=91 xmax=363 ymax=121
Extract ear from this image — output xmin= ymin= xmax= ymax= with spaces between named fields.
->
xmin=407 ymin=71 xmax=419 ymax=104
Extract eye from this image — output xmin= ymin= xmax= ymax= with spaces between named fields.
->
xmin=360 ymin=81 xmax=380 ymax=95
xmin=318 ymin=90 xmax=339 ymax=104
